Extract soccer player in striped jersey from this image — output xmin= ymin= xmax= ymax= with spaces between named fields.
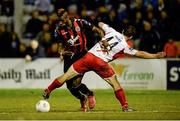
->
xmin=43 ymin=22 xmax=166 ymax=112
xmin=43 ymin=8 xmax=104 ymax=112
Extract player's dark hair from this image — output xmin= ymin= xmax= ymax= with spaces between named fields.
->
xmin=57 ymin=8 xmax=66 ymax=18
xmin=123 ymin=25 xmax=136 ymax=37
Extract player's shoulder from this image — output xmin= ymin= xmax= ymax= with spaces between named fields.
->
xmin=55 ymin=23 xmax=64 ymax=30
xmin=102 ymin=24 xmax=116 ymax=34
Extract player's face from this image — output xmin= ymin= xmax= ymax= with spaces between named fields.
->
xmin=59 ymin=12 xmax=69 ymax=25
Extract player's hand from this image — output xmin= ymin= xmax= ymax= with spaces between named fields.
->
xmin=59 ymin=51 xmax=74 ymax=61
xmin=63 ymin=51 xmax=74 ymax=56
xmin=156 ymin=52 xmax=166 ymax=58
xmin=99 ymin=38 xmax=110 ymax=50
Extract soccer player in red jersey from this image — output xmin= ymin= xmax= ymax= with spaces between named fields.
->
xmin=43 ymin=22 xmax=166 ymax=112
xmin=43 ymin=8 xmax=104 ymax=112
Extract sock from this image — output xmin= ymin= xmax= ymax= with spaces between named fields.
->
xmin=69 ymin=86 xmax=86 ymax=100
xmin=78 ymin=83 xmax=94 ymax=96
xmin=115 ymin=88 xmax=128 ymax=108
xmin=47 ymin=79 xmax=63 ymax=92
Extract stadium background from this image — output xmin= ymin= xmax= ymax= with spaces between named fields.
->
xmin=0 ymin=0 xmax=180 ymax=120
xmin=0 ymin=0 xmax=180 ymax=58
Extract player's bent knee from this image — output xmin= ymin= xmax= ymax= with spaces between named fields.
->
xmin=105 ymin=75 xmax=122 ymax=90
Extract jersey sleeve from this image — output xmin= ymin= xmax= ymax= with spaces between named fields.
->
xmin=101 ymin=23 xmax=115 ymax=34
xmin=123 ymin=45 xmax=138 ymax=55
xmin=53 ymin=28 xmax=64 ymax=43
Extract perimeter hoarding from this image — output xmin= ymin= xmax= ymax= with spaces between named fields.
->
xmin=0 ymin=58 xmax=167 ymax=89
xmin=167 ymin=60 xmax=180 ymax=89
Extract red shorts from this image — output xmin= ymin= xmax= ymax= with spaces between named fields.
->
xmin=73 ymin=52 xmax=115 ymax=78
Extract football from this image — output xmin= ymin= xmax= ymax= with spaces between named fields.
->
xmin=36 ymin=100 xmax=50 ymax=112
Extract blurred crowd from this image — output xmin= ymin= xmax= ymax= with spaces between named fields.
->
xmin=0 ymin=0 xmax=180 ymax=60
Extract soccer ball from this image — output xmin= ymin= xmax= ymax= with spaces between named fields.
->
xmin=36 ymin=100 xmax=50 ymax=112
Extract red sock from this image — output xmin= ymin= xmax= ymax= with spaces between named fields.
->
xmin=47 ymin=79 xmax=63 ymax=92
xmin=115 ymin=88 xmax=128 ymax=108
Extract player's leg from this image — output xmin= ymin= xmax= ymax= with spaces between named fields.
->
xmin=104 ymin=75 xmax=128 ymax=109
xmin=90 ymin=55 xmax=135 ymax=112
xmin=64 ymin=59 xmax=88 ymax=112
xmin=77 ymin=83 xmax=96 ymax=110
xmin=66 ymin=77 xmax=86 ymax=100
xmin=68 ymin=76 xmax=94 ymax=96
xmin=66 ymin=77 xmax=87 ymax=112
xmin=95 ymin=65 xmax=129 ymax=110
xmin=104 ymin=75 xmax=136 ymax=112
xmin=42 ymin=65 xmax=79 ymax=99
xmin=66 ymin=76 xmax=96 ymax=111
xmin=64 ymin=57 xmax=96 ymax=110
xmin=71 ymin=77 xmax=96 ymax=110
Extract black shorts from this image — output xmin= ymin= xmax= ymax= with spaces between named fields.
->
xmin=63 ymin=51 xmax=87 ymax=72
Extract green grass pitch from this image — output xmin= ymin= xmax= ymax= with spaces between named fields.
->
xmin=0 ymin=89 xmax=180 ymax=120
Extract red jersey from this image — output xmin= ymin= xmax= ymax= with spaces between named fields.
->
xmin=54 ymin=19 xmax=94 ymax=54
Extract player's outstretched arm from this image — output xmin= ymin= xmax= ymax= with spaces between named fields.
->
xmin=92 ymin=26 xmax=104 ymax=38
xmin=98 ymin=22 xmax=104 ymax=28
xmin=135 ymin=51 xmax=166 ymax=59
xmin=97 ymin=22 xmax=111 ymax=49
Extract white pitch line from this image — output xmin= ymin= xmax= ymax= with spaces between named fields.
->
xmin=1 ymin=110 xmax=180 ymax=114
